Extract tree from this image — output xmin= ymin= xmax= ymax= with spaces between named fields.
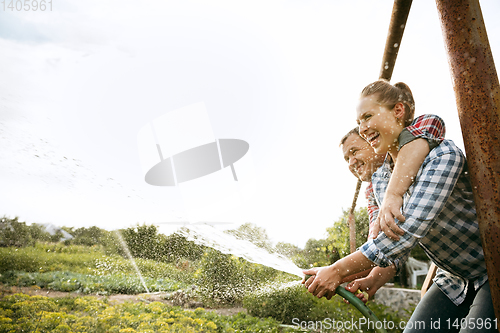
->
xmin=0 ymin=216 xmax=33 ymax=247
xmin=326 ymin=208 xmax=370 ymax=259
xmin=294 ymin=238 xmax=340 ymax=269
xmin=0 ymin=216 xmax=52 ymax=247
xmin=225 ymin=223 xmax=273 ymax=252
xmin=274 ymin=242 xmax=301 ymax=257
xmin=120 ymin=224 xmax=160 ymax=260
xmin=163 ymin=231 xmax=205 ymax=262
xmin=65 ymin=226 xmax=121 ymax=254
xmin=197 ymin=248 xmax=243 ymax=305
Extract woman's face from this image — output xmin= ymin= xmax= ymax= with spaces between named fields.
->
xmin=356 ymin=95 xmax=404 ymax=156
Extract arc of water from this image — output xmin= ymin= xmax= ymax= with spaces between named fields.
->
xmin=175 ymin=223 xmax=304 ymax=278
xmin=114 ymin=230 xmax=150 ymax=294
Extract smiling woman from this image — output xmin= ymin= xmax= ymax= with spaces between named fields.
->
xmin=356 ymin=81 xmax=415 ymax=157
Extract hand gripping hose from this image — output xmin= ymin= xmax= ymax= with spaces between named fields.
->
xmin=335 ymin=286 xmax=387 ymax=333
xmin=304 ymin=276 xmax=388 ymax=333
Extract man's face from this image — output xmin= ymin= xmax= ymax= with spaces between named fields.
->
xmin=342 ymin=133 xmax=386 ymax=182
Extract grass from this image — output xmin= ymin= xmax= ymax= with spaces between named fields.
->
xmin=0 ymin=244 xmax=196 ymax=295
xmin=0 ymin=244 xmax=195 ymax=284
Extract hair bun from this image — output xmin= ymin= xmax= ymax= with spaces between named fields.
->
xmin=360 ymin=80 xmax=416 ymax=126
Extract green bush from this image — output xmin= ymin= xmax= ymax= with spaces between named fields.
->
xmin=0 ymin=244 xmax=195 ymax=286
xmin=288 ymin=208 xmax=369 ymax=270
xmin=0 ymin=271 xmax=184 ymax=294
xmin=196 ymin=249 xmax=243 ymax=305
xmin=0 ymin=244 xmax=109 ymax=275
xmin=119 ymin=225 xmax=206 ymax=264
xmin=0 ymin=216 xmax=52 ymax=247
xmin=292 ymin=238 xmax=340 ymax=270
xmin=64 ymin=226 xmax=122 ymax=255
xmin=0 ymin=293 xmax=295 ymax=333
xmin=326 ymin=208 xmax=370 ymax=259
xmin=195 ymin=248 xmax=294 ymax=307
xmin=225 ymin=223 xmax=274 ymax=252
xmin=243 ymin=282 xmax=412 ymax=332
xmin=243 ymin=282 xmax=317 ymax=324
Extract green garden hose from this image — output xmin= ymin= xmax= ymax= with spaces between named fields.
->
xmin=305 ymin=276 xmax=388 ymax=333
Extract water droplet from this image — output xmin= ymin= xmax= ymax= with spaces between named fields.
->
xmin=393 ymin=43 xmax=399 ymax=48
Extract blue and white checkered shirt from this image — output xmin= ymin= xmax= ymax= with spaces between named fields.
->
xmin=360 ymin=139 xmax=488 ymax=306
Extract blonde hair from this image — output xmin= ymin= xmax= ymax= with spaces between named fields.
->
xmin=360 ymin=79 xmax=415 ymax=127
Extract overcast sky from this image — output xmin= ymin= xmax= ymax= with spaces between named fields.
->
xmin=1 ymin=0 xmax=499 ymax=247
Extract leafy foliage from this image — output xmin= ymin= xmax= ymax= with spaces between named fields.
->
xmin=63 ymin=226 xmax=122 ymax=255
xmin=293 ymin=238 xmax=340 ymax=269
xmin=120 ymin=225 xmax=206 ymax=263
xmin=0 ymin=217 xmax=208 ymax=267
xmin=197 ymin=249 xmax=243 ymax=305
xmin=0 ymin=271 xmax=183 ymax=294
xmin=326 ymin=208 xmax=370 ymax=259
xmin=196 ymin=248 xmax=294 ymax=306
xmin=0 ymin=216 xmax=52 ymax=247
xmin=274 ymin=242 xmax=301 ymax=258
xmin=0 ymin=210 xmax=419 ymax=330
xmin=0 ymin=294 xmax=294 ymax=333
xmin=243 ymin=282 xmax=412 ymax=332
xmin=0 ymin=244 xmax=195 ymax=287
xmin=0 ymin=243 xmax=106 ymax=274
xmin=225 ymin=223 xmax=274 ymax=252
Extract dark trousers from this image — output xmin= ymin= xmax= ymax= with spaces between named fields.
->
xmin=403 ymin=281 xmax=496 ymax=333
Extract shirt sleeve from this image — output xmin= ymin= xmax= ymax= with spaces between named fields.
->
xmin=398 ymin=114 xmax=446 ymax=150
xmin=360 ymin=141 xmax=465 ymax=267
xmin=365 ymin=183 xmax=379 ymax=239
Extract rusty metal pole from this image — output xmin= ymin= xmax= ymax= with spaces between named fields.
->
xmin=348 ymin=180 xmax=362 ymax=253
xmin=347 ymin=0 xmax=413 ymax=254
xmin=436 ymin=0 xmax=500 ymax=325
xmin=379 ymin=0 xmax=413 ymax=80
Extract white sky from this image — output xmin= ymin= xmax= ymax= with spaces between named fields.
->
xmin=1 ymin=0 xmax=499 ymax=248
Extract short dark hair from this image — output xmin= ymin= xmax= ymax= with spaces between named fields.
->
xmin=339 ymin=127 xmax=360 ymax=147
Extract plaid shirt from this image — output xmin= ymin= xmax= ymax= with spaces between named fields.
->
xmin=361 ymin=131 xmax=487 ymax=306
xmin=365 ymin=114 xmax=446 ymax=237
xmin=365 ymin=183 xmax=378 ymax=238
xmin=399 ymin=114 xmax=446 ymax=150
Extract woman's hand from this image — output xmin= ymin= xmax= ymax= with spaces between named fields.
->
xmin=374 ymin=192 xmax=405 ymax=241
xmin=302 ymin=266 xmax=342 ymax=300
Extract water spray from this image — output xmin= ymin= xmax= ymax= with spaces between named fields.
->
xmin=176 ymin=224 xmax=388 ymax=332
xmin=114 ymin=230 xmax=150 ymax=294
